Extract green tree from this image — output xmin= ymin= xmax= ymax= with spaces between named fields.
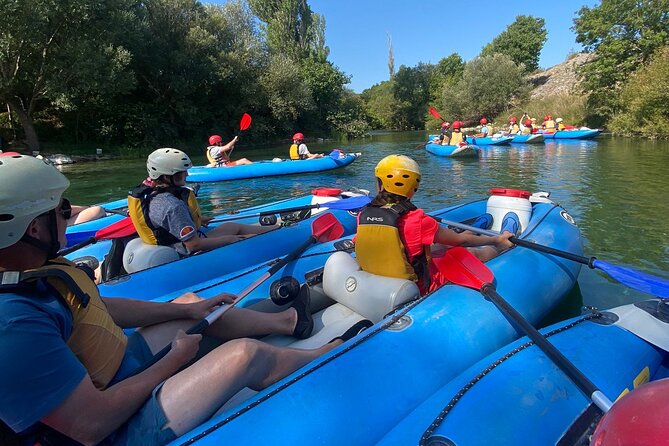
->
xmin=573 ymin=0 xmax=669 ymax=126
xmin=360 ymin=80 xmax=397 ymax=129
xmin=429 ymin=53 xmax=465 ymax=103
xmin=481 ymin=15 xmax=546 ymax=73
xmin=393 ymin=63 xmax=434 ymax=129
xmin=609 ymin=46 xmax=669 ymax=137
xmin=0 ymin=0 xmax=135 ymax=150
xmin=443 ymin=54 xmax=528 ymax=123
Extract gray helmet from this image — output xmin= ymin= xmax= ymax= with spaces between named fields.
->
xmin=147 ymin=148 xmax=193 ymax=179
xmin=0 ymin=155 xmax=70 ymax=249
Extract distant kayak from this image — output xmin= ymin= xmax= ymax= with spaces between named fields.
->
xmin=541 ymin=128 xmax=602 ymax=139
xmin=467 ymin=135 xmax=514 ymax=146
xmin=510 ymin=133 xmax=545 ymax=144
xmin=186 ymin=151 xmax=359 ymax=182
xmin=425 ymin=142 xmax=479 ymax=157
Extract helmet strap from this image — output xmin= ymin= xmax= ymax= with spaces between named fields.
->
xmin=19 ymin=210 xmax=61 ymax=260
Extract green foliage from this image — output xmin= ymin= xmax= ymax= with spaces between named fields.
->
xmin=481 ymin=16 xmax=547 ymax=73
xmin=609 ymin=46 xmax=669 ymax=138
xmin=392 ymin=63 xmax=434 ymax=129
xmin=573 ymin=0 xmax=669 ymax=125
xmin=360 ymin=81 xmax=396 ymax=129
xmin=441 ymin=54 xmax=528 ymax=124
xmin=327 ymin=89 xmax=370 ymax=138
xmin=429 ymin=53 xmax=465 ymax=102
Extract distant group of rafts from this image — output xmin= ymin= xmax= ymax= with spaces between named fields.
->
xmin=425 ymin=107 xmax=602 ymax=157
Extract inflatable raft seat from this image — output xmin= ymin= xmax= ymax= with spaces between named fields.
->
xmin=122 ymin=238 xmax=180 ymax=273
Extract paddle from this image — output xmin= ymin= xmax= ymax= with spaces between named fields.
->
xmin=435 ymin=218 xmax=669 ymax=299
xmin=210 ymin=195 xmax=371 ymax=224
xmin=429 ymin=106 xmax=446 ymax=123
xmin=227 ymin=113 xmax=252 ymax=160
xmin=59 ymin=217 xmax=138 ymax=256
xmin=128 ymin=212 xmax=344 ymax=376
xmin=435 ymin=246 xmax=614 ymax=413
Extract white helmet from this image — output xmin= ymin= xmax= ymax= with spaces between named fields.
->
xmin=147 ymin=148 xmax=193 ymax=179
xmin=0 ymin=154 xmax=70 ymax=249
xmin=555 ymin=118 xmax=564 ymax=123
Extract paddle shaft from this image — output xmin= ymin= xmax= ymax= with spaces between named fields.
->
xmin=211 ymin=204 xmax=323 ymax=224
xmin=481 ymin=284 xmax=613 ymax=413
xmin=128 ymin=235 xmax=317 ymax=376
xmin=437 ymin=218 xmax=596 ymax=268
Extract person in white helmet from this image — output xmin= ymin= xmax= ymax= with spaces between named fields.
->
xmin=0 ymin=154 xmax=365 ymax=445
xmin=129 ymin=148 xmax=275 ymax=255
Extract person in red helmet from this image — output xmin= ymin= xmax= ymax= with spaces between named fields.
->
xmin=508 ymin=116 xmax=520 ymax=134
xmin=521 ymin=118 xmax=534 ymax=135
xmin=431 ymin=121 xmax=452 ymax=145
xmin=289 ymin=133 xmax=323 ymax=160
xmin=475 ymin=118 xmax=493 ymax=137
xmin=206 ymin=134 xmax=252 ymax=167
xmin=449 ymin=121 xmax=468 ymax=146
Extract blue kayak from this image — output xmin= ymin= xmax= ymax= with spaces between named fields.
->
xmin=379 ymin=300 xmax=669 ymax=445
xmin=467 ymin=135 xmax=514 ymax=146
xmin=67 ymin=192 xmax=364 ymax=301
xmin=168 ymin=196 xmax=582 ymax=445
xmin=541 ymin=128 xmax=602 ymax=139
xmin=510 ymin=133 xmax=545 ymax=144
xmin=186 ymin=152 xmax=358 ymax=182
xmin=425 ymin=142 xmax=479 ymax=157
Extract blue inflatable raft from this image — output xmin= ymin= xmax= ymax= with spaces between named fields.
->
xmin=164 ymin=195 xmax=583 ymax=446
xmin=425 ymin=142 xmax=479 ymax=157
xmin=379 ymin=299 xmax=669 ymax=446
xmin=510 ymin=133 xmax=545 ymax=144
xmin=186 ymin=152 xmax=358 ymax=182
xmin=467 ymin=135 xmax=514 ymax=146
xmin=541 ymin=128 xmax=602 ymax=139
xmin=65 ymin=198 xmax=128 ymax=247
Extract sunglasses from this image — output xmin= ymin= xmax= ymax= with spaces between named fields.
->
xmin=59 ymin=198 xmax=72 ymax=220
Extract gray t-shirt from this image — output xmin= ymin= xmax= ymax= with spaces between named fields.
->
xmin=148 ymin=192 xmax=196 ymax=254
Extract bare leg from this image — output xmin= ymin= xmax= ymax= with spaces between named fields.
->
xmin=206 ymin=221 xmax=277 ymax=237
xmin=158 ymin=338 xmax=341 ymax=435
xmin=137 ymin=306 xmax=298 ymax=352
xmin=67 ymin=205 xmax=106 ymax=226
xmin=235 ymin=158 xmax=253 ymax=165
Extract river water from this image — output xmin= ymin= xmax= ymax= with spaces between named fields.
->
xmin=59 ymin=132 xmax=669 ymax=318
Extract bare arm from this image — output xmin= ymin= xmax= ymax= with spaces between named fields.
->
xmin=41 ymin=331 xmax=200 ymax=446
xmin=434 ymin=226 xmax=513 ymax=251
xmin=182 ymin=232 xmax=248 ymax=253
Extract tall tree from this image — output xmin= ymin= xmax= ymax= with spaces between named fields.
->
xmin=0 ymin=0 xmax=134 ymax=150
xmin=393 ymin=63 xmax=433 ymax=129
xmin=387 ymin=32 xmax=395 ymax=79
xmin=481 ymin=15 xmax=547 ymax=73
xmin=573 ymin=0 xmax=669 ymax=125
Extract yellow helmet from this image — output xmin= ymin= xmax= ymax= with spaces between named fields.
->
xmin=374 ymin=155 xmax=421 ymax=198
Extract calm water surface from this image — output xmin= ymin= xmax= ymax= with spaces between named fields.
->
xmin=59 ymin=132 xmax=669 ymax=317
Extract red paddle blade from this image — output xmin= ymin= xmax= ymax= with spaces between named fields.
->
xmin=311 ymin=212 xmax=344 ymax=242
xmin=95 ymin=217 xmax=137 ymax=240
xmin=433 ymin=247 xmax=492 ymax=291
xmin=239 ymin=113 xmax=252 ymax=131
xmin=428 ymin=106 xmax=443 ymax=121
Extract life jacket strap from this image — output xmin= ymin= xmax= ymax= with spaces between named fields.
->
xmin=0 ymin=270 xmax=90 ymax=307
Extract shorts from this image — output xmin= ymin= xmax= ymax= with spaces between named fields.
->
xmin=224 ymin=160 xmax=237 ymax=167
xmin=102 ymin=333 xmax=177 ymax=445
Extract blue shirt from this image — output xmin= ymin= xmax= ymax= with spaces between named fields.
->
xmin=0 ymin=284 xmax=86 ymax=433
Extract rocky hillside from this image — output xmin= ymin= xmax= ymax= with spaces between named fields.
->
xmin=529 ymin=53 xmax=594 ymax=98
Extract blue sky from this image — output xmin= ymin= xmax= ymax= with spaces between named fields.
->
xmin=214 ymin=0 xmax=599 ymax=92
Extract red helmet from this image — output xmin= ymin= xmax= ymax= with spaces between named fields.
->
xmin=525 ymin=119 xmax=532 ymax=126
xmin=547 ymin=115 xmax=553 ymax=120
xmin=509 ymin=116 xmax=517 ymax=123
xmin=480 ymin=118 xmax=487 ymax=125
xmin=208 ymin=135 xmax=222 ymax=145
xmin=441 ymin=122 xmax=450 ymax=128
xmin=293 ymin=133 xmax=304 ymax=141
xmin=452 ymin=121 xmax=462 ymax=129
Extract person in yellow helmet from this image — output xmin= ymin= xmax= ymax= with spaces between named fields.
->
xmin=354 ymin=155 xmax=514 ymax=295
xmin=0 ymin=154 xmax=367 ymax=446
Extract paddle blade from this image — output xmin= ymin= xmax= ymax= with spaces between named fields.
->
xmin=429 ymin=106 xmax=443 ymax=121
xmin=239 ymin=113 xmax=252 ymax=131
xmin=311 ymin=212 xmax=344 ymax=242
xmin=593 ymin=260 xmax=669 ymax=299
xmin=434 ymin=247 xmax=492 ymax=290
xmin=94 ymin=217 xmax=137 ymax=240
xmin=322 ymin=195 xmax=371 ymax=211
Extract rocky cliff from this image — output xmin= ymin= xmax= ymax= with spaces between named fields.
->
xmin=529 ymin=53 xmax=594 ymax=98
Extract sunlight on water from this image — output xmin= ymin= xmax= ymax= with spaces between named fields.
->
xmin=60 ymin=133 xmax=669 ymax=314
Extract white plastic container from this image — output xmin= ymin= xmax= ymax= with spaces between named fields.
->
xmin=486 ymin=188 xmax=532 ymax=232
